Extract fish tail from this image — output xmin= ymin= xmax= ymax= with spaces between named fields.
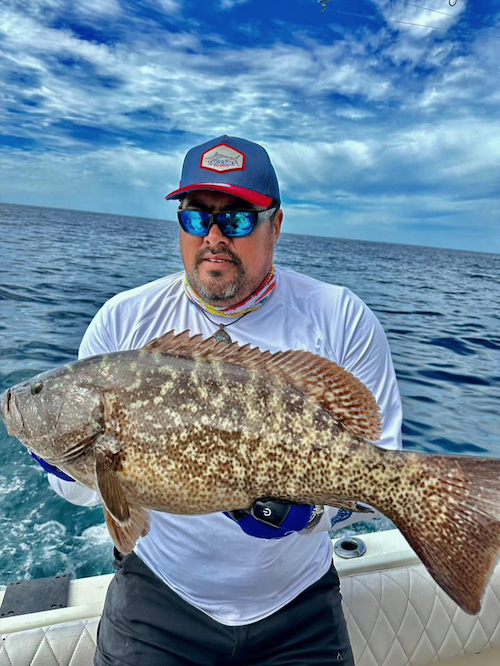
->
xmin=370 ymin=451 xmax=500 ymax=614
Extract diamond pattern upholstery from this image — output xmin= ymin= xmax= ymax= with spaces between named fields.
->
xmin=0 ymin=619 xmax=98 ymax=666
xmin=341 ymin=564 xmax=500 ymax=666
xmin=1 ymin=563 xmax=499 ymax=666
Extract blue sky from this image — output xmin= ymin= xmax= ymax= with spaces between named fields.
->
xmin=1 ymin=0 xmax=499 ymax=252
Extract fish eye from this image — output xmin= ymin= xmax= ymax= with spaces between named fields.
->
xmin=30 ymin=381 xmax=43 ymax=395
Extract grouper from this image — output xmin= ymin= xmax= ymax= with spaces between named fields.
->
xmin=1 ymin=331 xmax=499 ymax=615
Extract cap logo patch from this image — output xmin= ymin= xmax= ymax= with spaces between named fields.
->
xmin=201 ymin=143 xmax=245 ymax=173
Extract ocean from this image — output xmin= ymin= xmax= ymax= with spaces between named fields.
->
xmin=1 ymin=202 xmax=499 ymax=585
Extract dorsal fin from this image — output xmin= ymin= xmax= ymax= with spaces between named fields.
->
xmin=144 ymin=331 xmax=382 ymax=442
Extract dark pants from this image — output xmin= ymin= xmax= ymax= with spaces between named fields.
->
xmin=94 ymin=551 xmax=355 ymax=666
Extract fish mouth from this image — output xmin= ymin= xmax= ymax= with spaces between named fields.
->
xmin=0 ymin=388 xmax=25 ymax=437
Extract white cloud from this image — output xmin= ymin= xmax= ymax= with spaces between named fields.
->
xmin=0 ymin=144 xmax=183 ymax=219
xmin=0 ymin=0 xmax=498 ymax=252
xmin=220 ymin=0 xmax=251 ymax=9
xmin=270 ymin=139 xmax=375 ymax=197
xmin=372 ymin=0 xmax=466 ymax=39
xmin=416 ymin=37 xmax=500 ymax=110
xmin=149 ymin=0 xmax=181 ymax=13
xmin=6 ymin=0 xmax=122 ymax=20
xmin=2 ymin=11 xmax=400 ymax=143
xmin=76 ymin=0 xmax=121 ymax=16
xmin=1 ymin=2 xmax=496 ymax=144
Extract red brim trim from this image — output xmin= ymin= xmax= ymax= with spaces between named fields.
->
xmin=165 ymin=183 xmax=273 ymax=207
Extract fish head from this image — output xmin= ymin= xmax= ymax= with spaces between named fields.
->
xmin=0 ymin=362 xmax=104 ymax=460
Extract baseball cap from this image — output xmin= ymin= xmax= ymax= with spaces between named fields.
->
xmin=165 ymin=135 xmax=280 ymax=207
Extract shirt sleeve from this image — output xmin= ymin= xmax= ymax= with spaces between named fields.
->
xmin=336 ymin=289 xmax=403 ymax=452
xmin=78 ymin=301 xmax=118 ymax=360
xmin=300 ymin=504 xmax=383 ymax=536
xmin=48 ymin=474 xmax=102 ymax=506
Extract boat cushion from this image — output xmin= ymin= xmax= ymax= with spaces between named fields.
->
xmin=1 ymin=563 xmax=499 ymax=666
xmin=341 ymin=563 xmax=500 ymax=666
xmin=0 ymin=618 xmax=98 ymax=666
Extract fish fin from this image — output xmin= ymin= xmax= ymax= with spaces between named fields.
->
xmin=104 ymin=505 xmax=151 ymax=554
xmin=95 ymin=445 xmax=130 ymax=526
xmin=371 ymin=451 xmax=500 ymax=614
xmin=144 ymin=331 xmax=381 ymax=442
xmin=330 ymin=500 xmax=375 ymax=513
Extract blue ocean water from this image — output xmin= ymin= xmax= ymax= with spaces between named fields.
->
xmin=1 ymin=203 xmax=499 ymax=584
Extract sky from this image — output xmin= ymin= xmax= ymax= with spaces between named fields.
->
xmin=1 ymin=0 xmax=499 ymax=253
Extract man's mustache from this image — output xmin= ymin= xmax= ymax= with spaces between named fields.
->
xmin=194 ymin=248 xmax=242 ymax=269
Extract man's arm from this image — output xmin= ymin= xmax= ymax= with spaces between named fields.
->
xmin=298 ymin=504 xmax=382 ymax=537
xmin=337 ymin=289 xmax=403 ymax=452
xmin=48 ymin=474 xmax=101 ymax=506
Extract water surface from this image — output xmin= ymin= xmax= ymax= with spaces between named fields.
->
xmin=1 ymin=203 xmax=498 ymax=583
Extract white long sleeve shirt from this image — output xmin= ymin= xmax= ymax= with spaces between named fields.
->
xmin=49 ymin=266 xmax=402 ymax=625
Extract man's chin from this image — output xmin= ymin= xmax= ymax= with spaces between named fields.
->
xmin=191 ymin=273 xmax=244 ymax=305
xmin=199 ymin=284 xmax=240 ymax=304
xmin=189 ymin=261 xmax=247 ymax=304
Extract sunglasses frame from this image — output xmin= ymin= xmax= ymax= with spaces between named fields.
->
xmin=177 ymin=206 xmax=277 ymax=238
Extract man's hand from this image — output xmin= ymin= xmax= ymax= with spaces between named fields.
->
xmin=225 ymin=499 xmax=321 ymax=539
xmin=30 ymin=452 xmax=76 ymax=482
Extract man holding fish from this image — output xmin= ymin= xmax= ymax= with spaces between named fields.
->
xmin=49 ymin=135 xmax=401 ymax=665
xmin=5 ymin=136 xmax=498 ymax=665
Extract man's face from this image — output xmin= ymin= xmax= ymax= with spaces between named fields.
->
xmin=179 ymin=191 xmax=283 ymax=306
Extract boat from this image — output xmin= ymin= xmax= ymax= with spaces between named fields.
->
xmin=1 ymin=529 xmax=499 ymax=666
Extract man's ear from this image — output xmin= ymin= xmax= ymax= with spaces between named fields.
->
xmin=273 ymin=209 xmax=284 ymax=243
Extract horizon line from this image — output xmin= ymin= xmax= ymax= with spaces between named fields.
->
xmin=1 ymin=200 xmax=498 ymax=257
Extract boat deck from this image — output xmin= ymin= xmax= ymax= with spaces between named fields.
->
xmin=1 ymin=530 xmax=499 ymax=666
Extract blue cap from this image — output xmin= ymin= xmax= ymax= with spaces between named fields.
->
xmin=165 ymin=135 xmax=280 ymax=207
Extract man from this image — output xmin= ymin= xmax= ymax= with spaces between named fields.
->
xmin=45 ymin=135 xmax=403 ymax=665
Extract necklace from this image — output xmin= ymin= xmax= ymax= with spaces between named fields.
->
xmin=184 ymin=265 xmax=276 ymax=343
xmin=198 ymin=308 xmax=251 ymax=344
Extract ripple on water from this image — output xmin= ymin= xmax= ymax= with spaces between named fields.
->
xmin=388 ymin=328 xmax=413 ymax=336
xmin=427 ymin=337 xmax=475 ymax=356
xmin=418 ymin=369 xmax=490 ymax=386
xmin=407 ymin=394 xmax=437 ymax=404
xmin=464 ymin=337 xmax=500 ymax=351
xmin=428 ymin=437 xmax=488 ymax=456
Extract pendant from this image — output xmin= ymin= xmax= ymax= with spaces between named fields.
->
xmin=213 ymin=324 xmax=232 ymax=344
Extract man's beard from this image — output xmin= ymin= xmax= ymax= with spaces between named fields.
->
xmin=190 ymin=248 xmax=247 ymax=304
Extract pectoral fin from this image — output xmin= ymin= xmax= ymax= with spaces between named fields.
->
xmin=104 ymin=505 xmax=151 ymax=554
xmin=331 ymin=500 xmax=377 ymax=513
xmin=95 ymin=444 xmax=130 ymax=526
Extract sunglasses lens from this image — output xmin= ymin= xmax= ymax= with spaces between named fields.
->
xmin=179 ymin=211 xmax=210 ymax=236
xmin=219 ymin=211 xmax=256 ymax=237
xmin=178 ymin=210 xmax=260 ymax=237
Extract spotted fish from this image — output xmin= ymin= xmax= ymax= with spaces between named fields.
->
xmin=1 ymin=331 xmax=499 ymax=614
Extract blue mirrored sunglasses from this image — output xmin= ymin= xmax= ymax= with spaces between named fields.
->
xmin=177 ymin=207 xmax=277 ymax=238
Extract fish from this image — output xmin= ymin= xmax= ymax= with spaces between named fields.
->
xmin=206 ymin=151 xmax=242 ymax=167
xmin=1 ymin=330 xmax=499 ymax=615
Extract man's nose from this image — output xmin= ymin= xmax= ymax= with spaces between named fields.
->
xmin=204 ymin=223 xmax=229 ymax=246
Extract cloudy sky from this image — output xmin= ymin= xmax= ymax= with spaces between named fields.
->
xmin=1 ymin=0 xmax=499 ymax=252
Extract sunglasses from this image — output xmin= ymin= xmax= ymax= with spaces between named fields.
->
xmin=177 ymin=207 xmax=277 ymax=238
